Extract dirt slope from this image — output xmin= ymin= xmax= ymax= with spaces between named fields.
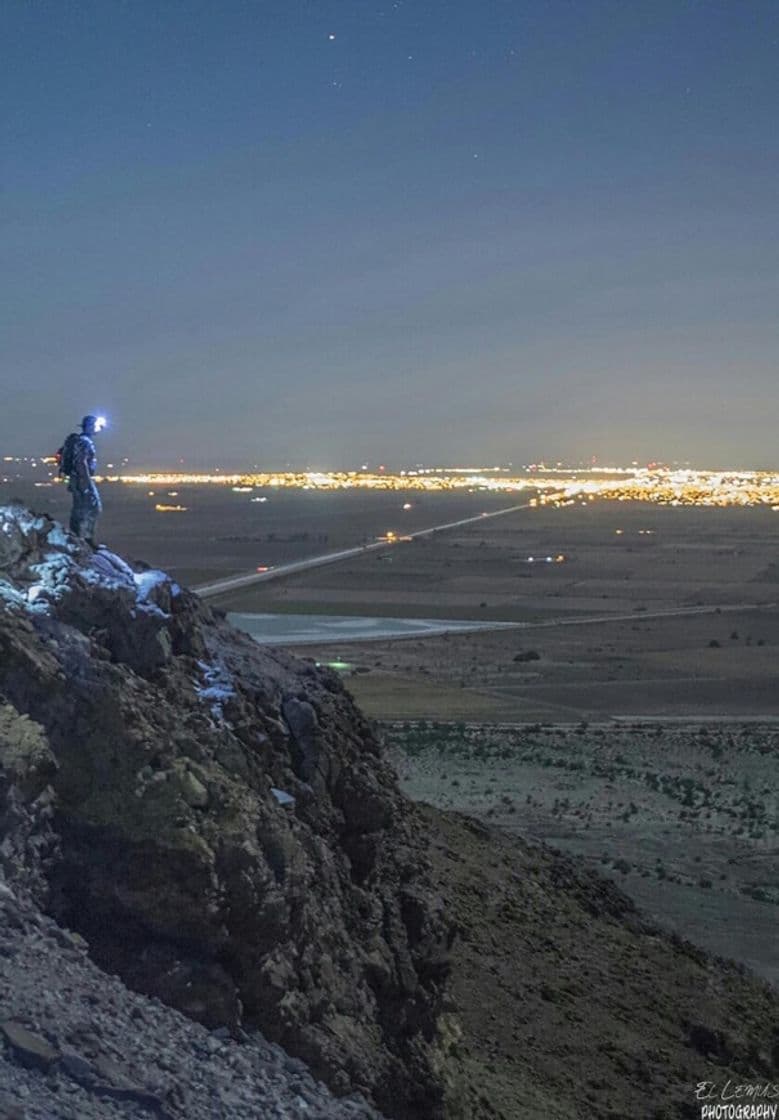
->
xmin=422 ymin=804 xmax=777 ymax=1120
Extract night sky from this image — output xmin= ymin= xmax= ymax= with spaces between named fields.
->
xmin=3 ymin=1 xmax=778 ymax=469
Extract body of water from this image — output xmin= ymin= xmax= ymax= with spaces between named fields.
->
xmin=228 ymin=612 xmax=520 ymax=645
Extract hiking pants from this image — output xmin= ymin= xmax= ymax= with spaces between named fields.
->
xmin=69 ymin=485 xmax=102 ymax=542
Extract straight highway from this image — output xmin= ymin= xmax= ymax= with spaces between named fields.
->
xmin=193 ymin=498 xmax=537 ymax=599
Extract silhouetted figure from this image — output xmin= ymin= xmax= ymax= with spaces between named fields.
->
xmin=58 ymin=415 xmax=103 ymax=546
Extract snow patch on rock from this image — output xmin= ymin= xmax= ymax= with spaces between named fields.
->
xmin=195 ymin=659 xmax=236 ymax=721
xmin=134 ymin=569 xmax=169 ymax=603
xmin=270 ymin=787 xmax=296 ymax=808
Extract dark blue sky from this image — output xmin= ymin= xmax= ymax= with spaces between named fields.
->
xmin=3 ymin=1 xmax=778 ymax=468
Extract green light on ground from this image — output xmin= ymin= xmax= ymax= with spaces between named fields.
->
xmin=326 ymin=661 xmax=353 ymax=671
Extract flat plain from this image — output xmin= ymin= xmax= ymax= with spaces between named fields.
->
xmin=212 ymin=498 xmax=779 ymax=721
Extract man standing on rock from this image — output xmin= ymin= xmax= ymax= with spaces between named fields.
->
xmin=58 ymin=414 xmax=104 ymax=546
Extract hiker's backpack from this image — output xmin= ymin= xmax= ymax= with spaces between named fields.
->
xmin=56 ymin=432 xmax=80 ymax=477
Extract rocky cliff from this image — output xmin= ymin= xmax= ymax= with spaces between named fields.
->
xmin=0 ymin=503 xmax=454 ymax=1118
xmin=0 ymin=843 xmax=382 ymax=1120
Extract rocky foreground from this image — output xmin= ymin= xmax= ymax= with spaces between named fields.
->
xmin=0 ymin=502 xmax=778 ymax=1120
xmin=0 ymin=504 xmax=451 ymax=1118
xmin=0 ymin=870 xmax=379 ymax=1120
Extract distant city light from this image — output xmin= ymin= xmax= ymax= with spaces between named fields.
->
xmin=7 ymin=460 xmax=779 ymax=509
xmin=80 ymin=466 xmax=779 ymax=508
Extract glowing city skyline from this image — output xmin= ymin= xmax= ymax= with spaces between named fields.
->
xmin=6 ymin=456 xmax=779 ymax=510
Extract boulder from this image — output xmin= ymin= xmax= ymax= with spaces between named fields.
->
xmin=0 ymin=1021 xmax=59 ymax=1072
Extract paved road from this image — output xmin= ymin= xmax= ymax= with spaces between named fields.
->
xmin=194 ymin=498 xmax=536 ymax=599
xmin=517 ymin=599 xmax=777 ymax=630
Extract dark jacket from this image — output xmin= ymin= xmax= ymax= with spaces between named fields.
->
xmin=67 ymin=434 xmax=98 ymax=494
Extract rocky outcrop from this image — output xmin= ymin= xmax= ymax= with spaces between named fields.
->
xmin=0 ymin=504 xmax=454 ymax=1118
xmin=0 ymin=868 xmax=381 ymax=1119
xmin=0 ymin=702 xmax=58 ymax=900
